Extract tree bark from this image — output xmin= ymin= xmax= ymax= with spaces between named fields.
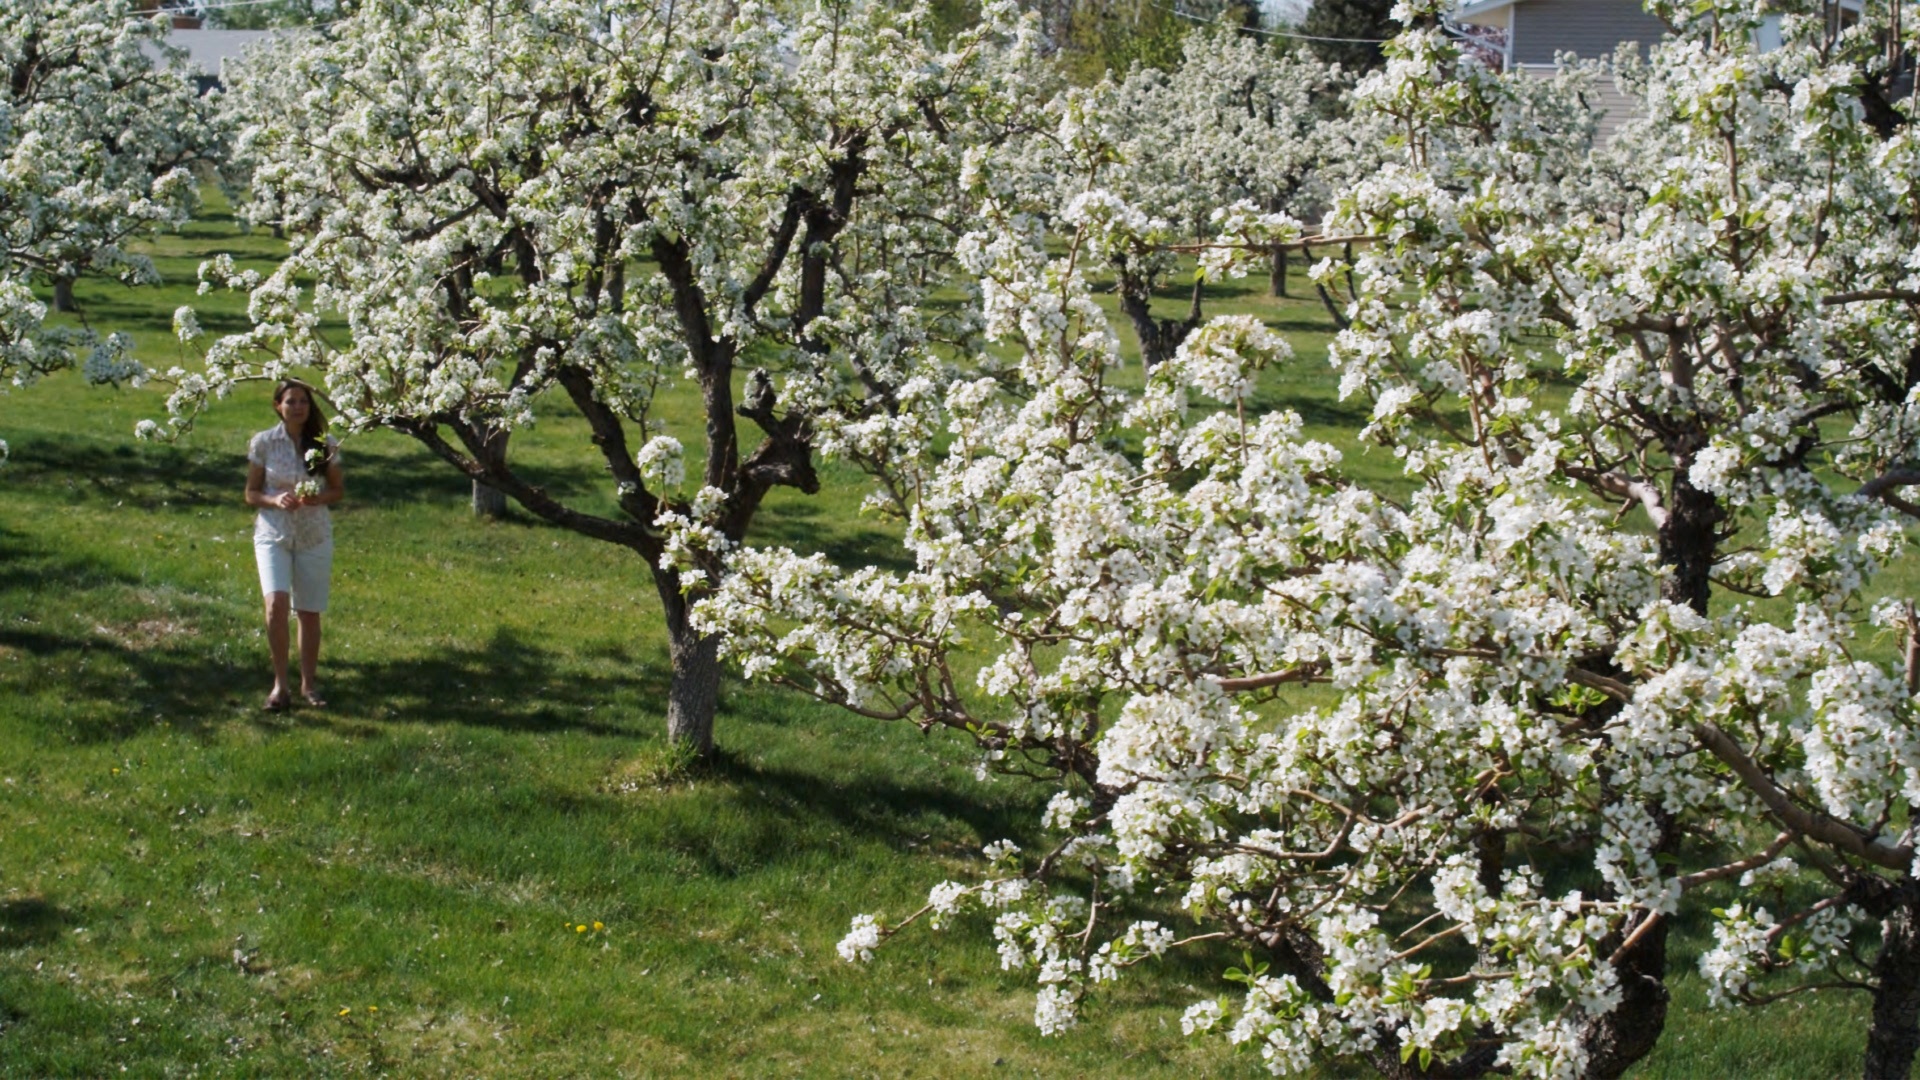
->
xmin=651 ymin=567 xmax=723 ymax=759
xmin=51 ymin=275 xmax=75 ymax=313
xmin=471 ymin=426 xmax=510 ymax=518
xmin=1114 ymin=257 xmax=1201 ymax=369
xmin=472 ymin=480 xmax=508 ymax=518
xmin=1270 ymin=245 xmax=1288 ymax=297
xmin=1866 ymin=890 xmax=1920 ymax=1080
xmin=1658 ymin=468 xmax=1722 ymax=615
xmin=1580 ymin=907 xmax=1671 ymax=1079
xmin=666 ymin=628 xmax=721 ymax=758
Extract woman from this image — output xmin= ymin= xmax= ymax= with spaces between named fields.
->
xmin=245 ymin=379 xmax=344 ymax=711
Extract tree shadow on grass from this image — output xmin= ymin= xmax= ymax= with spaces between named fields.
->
xmin=0 ymin=525 xmax=247 ymax=741
xmin=0 ymin=518 xmax=668 ymax=743
xmin=609 ymin=746 xmax=1040 ymax=880
xmin=0 ymin=898 xmax=73 ymax=950
xmin=7 ymin=428 xmax=470 ymax=513
xmin=5 ymin=612 xmax=674 ymax=745
xmin=0 ymin=618 xmax=250 ymax=743
xmin=321 ymin=625 xmax=666 ymax=740
xmin=6 ymin=423 xmax=634 ymax=526
xmin=690 ymin=689 xmax=1046 ymax=862
xmin=1263 ymin=315 xmax=1343 ymax=335
xmin=1244 ymin=381 xmax=1371 ymax=429
xmin=745 ymin=499 xmax=913 ymax=574
xmin=3 ymin=434 xmax=232 ymax=511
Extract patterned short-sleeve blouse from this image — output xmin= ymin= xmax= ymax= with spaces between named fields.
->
xmin=248 ymin=426 xmax=338 ymax=549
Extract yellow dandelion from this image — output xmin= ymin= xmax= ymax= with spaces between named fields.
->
xmin=593 ymin=921 xmax=604 ymax=932
xmin=338 ymin=1008 xmax=351 ymax=1016
xmin=575 ymin=924 xmax=586 ymax=933
xmin=367 ymin=1006 xmax=378 ymax=1013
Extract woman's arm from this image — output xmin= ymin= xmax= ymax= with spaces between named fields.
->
xmin=244 ymin=463 xmax=297 ymax=510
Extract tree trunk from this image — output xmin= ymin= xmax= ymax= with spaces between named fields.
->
xmin=1579 ymin=908 xmax=1671 ymax=1079
xmin=1270 ymin=246 xmax=1288 ymax=298
xmin=472 ymin=480 xmax=508 ymax=518
xmin=471 ymin=426 xmax=511 ymax=518
xmin=1114 ymin=260 xmax=1200 ymax=369
xmin=666 ymin=627 xmax=722 ymax=759
xmin=1658 ymin=467 xmax=1722 ymax=615
xmin=51 ymin=275 xmax=75 ymax=313
xmin=653 ymin=571 xmax=722 ymax=759
xmin=1866 ymin=891 xmax=1920 ymax=1080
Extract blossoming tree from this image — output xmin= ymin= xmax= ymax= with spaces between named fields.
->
xmin=0 ymin=0 xmax=225 ymax=460
xmin=692 ymin=1 xmax=1920 ymax=1076
xmin=1070 ymin=30 xmax=1359 ymax=366
xmin=155 ymin=0 xmax=1048 ymax=756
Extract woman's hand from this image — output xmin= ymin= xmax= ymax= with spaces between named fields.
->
xmin=273 ymin=491 xmax=301 ymax=510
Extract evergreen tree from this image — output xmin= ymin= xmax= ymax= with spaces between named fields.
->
xmin=1299 ymin=0 xmax=1393 ymax=70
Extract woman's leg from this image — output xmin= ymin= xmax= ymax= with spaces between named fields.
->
xmin=265 ymin=592 xmax=292 ymax=703
xmin=256 ymin=541 xmax=294 ymax=707
xmin=290 ymin=543 xmax=332 ymax=706
xmin=296 ymin=609 xmax=322 ymax=700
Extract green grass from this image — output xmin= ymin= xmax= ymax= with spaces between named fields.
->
xmin=0 ymin=192 xmax=1256 ymax=1077
xmin=0 ymin=191 xmax=1884 ymax=1077
xmin=0 ymin=383 xmax=1255 ymax=1077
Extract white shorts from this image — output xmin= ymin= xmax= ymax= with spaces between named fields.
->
xmin=255 ymin=540 xmax=333 ymax=613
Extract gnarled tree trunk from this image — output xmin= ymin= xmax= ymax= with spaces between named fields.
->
xmin=666 ymin=628 xmax=722 ymax=758
xmin=1270 ymin=245 xmax=1288 ymax=297
xmin=656 ymin=578 xmax=721 ymax=758
xmin=1866 ymin=887 xmax=1920 ymax=1080
xmin=51 ymin=275 xmax=76 ymax=313
xmin=1114 ymin=257 xmax=1204 ymax=369
xmin=1658 ymin=466 xmax=1723 ymax=615
xmin=1580 ymin=907 xmax=1672 ymax=1079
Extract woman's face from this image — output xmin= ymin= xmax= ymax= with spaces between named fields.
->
xmin=276 ymin=387 xmax=311 ymax=425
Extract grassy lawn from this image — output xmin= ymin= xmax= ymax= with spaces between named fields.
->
xmin=0 ymin=191 xmax=1882 ymax=1076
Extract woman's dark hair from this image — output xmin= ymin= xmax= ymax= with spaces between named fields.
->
xmin=273 ymin=380 xmax=330 ymax=475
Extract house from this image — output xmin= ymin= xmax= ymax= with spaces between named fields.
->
xmin=141 ymin=28 xmax=282 ymax=92
xmin=1449 ymin=0 xmax=1864 ymax=69
xmin=1444 ymin=0 xmax=1868 ymax=142
xmin=1445 ymin=0 xmax=1666 ymax=141
xmin=1448 ymin=0 xmax=1666 ymax=71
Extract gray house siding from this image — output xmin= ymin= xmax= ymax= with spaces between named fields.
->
xmin=1522 ymin=67 xmax=1638 ymax=145
xmin=1510 ymin=0 xmax=1667 ymax=65
xmin=141 ymin=29 xmax=280 ymax=89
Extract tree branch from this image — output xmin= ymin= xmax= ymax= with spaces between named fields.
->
xmin=1677 ymin=831 xmax=1794 ymax=890
xmin=1216 ymin=662 xmax=1325 ymax=692
xmin=1694 ymin=722 xmax=1914 ymax=872
xmin=395 ymin=418 xmax=653 ymax=553
xmin=1822 ymin=289 xmax=1920 ymax=306
xmin=1565 ymin=466 xmax=1670 ymax=528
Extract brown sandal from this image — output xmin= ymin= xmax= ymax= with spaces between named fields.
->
xmin=301 ymin=689 xmax=328 ymax=709
xmin=264 ymin=691 xmax=291 ymax=712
